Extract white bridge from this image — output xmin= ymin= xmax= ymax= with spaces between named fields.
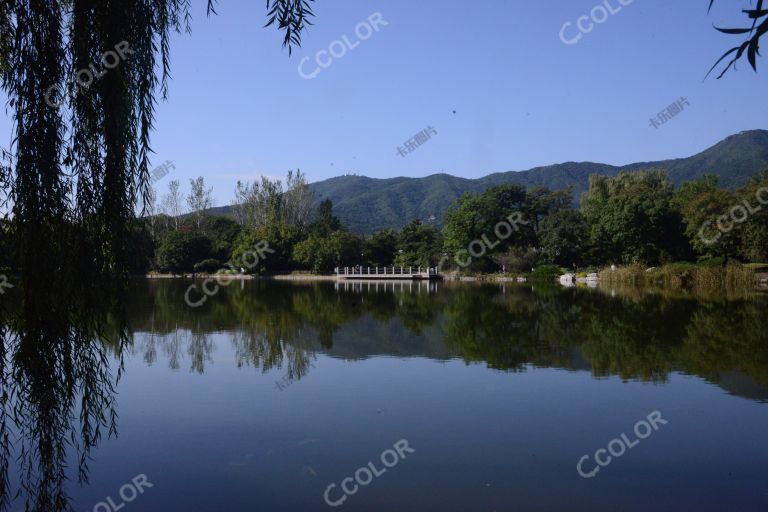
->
xmin=334 ymin=266 xmax=440 ymax=280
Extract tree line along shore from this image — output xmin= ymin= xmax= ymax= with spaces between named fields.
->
xmin=2 ymin=169 xmax=767 ymax=289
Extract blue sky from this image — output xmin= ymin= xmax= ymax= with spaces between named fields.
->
xmin=1 ymin=0 xmax=766 ymax=206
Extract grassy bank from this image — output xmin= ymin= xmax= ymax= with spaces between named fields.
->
xmin=598 ymin=263 xmax=760 ymax=291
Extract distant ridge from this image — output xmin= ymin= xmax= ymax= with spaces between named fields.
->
xmin=208 ymin=129 xmax=768 ymax=233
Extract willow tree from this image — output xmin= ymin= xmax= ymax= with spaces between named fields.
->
xmin=0 ymin=0 xmax=313 ymax=283
xmin=0 ymin=2 xmax=314 ymax=511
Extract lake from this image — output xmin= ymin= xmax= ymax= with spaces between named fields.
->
xmin=3 ymin=279 xmax=768 ymax=511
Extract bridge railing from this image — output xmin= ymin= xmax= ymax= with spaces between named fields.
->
xmin=334 ymin=266 xmax=439 ymax=276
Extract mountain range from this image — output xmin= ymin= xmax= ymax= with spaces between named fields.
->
xmin=210 ymin=129 xmax=768 ymax=234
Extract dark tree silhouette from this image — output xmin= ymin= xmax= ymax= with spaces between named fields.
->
xmin=0 ymin=3 xmax=314 ymax=510
xmin=0 ymin=1 xmax=314 ymax=289
xmin=708 ymin=0 xmax=767 ymax=78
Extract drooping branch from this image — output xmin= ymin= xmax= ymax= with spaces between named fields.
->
xmin=0 ymin=1 xmax=315 ymax=281
xmin=708 ymin=0 xmax=767 ymax=78
xmin=265 ymin=0 xmax=315 ymax=55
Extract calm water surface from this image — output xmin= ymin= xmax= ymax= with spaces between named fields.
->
xmin=6 ymin=280 xmax=768 ymax=511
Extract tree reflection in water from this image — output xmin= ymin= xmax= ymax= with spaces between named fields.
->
xmin=1 ymin=278 xmax=767 ymax=510
xmin=0 ymin=280 xmax=127 ymax=512
xmin=129 ymin=280 xmax=768 ymax=397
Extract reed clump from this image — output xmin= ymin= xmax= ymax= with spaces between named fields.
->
xmin=599 ymin=262 xmax=756 ymax=292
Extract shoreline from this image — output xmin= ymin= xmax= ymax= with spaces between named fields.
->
xmin=142 ymin=272 xmax=546 ymax=284
xmin=144 ymin=272 xmax=338 ymax=281
xmin=142 ymin=264 xmax=768 ymax=289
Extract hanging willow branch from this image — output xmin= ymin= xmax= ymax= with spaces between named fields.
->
xmin=707 ymin=0 xmax=767 ymax=78
xmin=0 ymin=3 xmax=313 ymax=510
xmin=265 ymin=0 xmax=315 ymax=55
xmin=0 ymin=0 xmax=314 ymax=284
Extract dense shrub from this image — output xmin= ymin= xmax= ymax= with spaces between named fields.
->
xmin=532 ymin=264 xmax=562 ymax=278
xmin=156 ymin=231 xmax=214 ymax=273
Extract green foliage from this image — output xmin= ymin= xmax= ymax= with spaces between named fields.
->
xmin=442 ymin=185 xmax=532 ymax=271
xmin=600 ymin=262 xmax=755 ymax=291
xmin=187 ymin=177 xmax=214 ymax=230
xmin=232 ymin=225 xmax=303 ymax=273
xmin=294 ymin=231 xmax=362 ymax=272
xmin=363 ymin=230 xmax=398 ymax=267
xmin=310 ymin=199 xmax=342 ymax=236
xmin=144 ymin=168 xmax=768 ymax=275
xmin=737 ymin=171 xmax=768 ymax=262
xmin=532 ymin=264 xmax=563 ymax=278
xmin=525 ymin=186 xmax=573 ymax=233
xmin=156 ymin=232 xmax=214 ymax=274
xmin=674 ymin=175 xmax=740 ymax=261
xmin=497 ymin=247 xmax=539 ymax=274
xmin=203 ymin=217 xmax=242 ymax=261
xmin=539 ymin=210 xmax=589 ymax=267
xmin=395 ymin=220 xmax=442 ymax=268
xmin=582 ymin=170 xmax=689 ymax=265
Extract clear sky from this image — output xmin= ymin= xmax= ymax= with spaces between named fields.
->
xmin=1 ymin=0 xmax=766 ymax=206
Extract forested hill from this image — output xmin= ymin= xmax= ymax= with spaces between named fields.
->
xmin=211 ymin=129 xmax=768 ymax=233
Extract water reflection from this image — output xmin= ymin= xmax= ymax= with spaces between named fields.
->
xmin=0 ymin=279 xmax=126 ymax=512
xmin=129 ymin=280 xmax=768 ymax=400
xmin=1 ymin=279 xmax=767 ymax=510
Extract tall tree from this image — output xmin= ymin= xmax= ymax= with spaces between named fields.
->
xmin=582 ymin=170 xmax=688 ymax=265
xmin=396 ymin=220 xmax=442 ymax=268
xmin=310 ymin=199 xmax=342 ymax=236
xmin=525 ymin=187 xmax=573 ymax=234
xmin=162 ymin=180 xmax=184 ymax=230
xmin=233 ymin=171 xmax=314 ymax=229
xmin=673 ymin=175 xmax=740 ymax=262
xmin=232 ymin=177 xmax=282 ymax=228
xmin=736 ymin=171 xmax=768 ymax=262
xmin=282 ymin=169 xmax=314 ymax=227
xmin=442 ymin=185 xmax=534 ymax=270
xmin=539 ymin=210 xmax=589 ymax=267
xmin=363 ymin=230 xmax=398 ymax=267
xmin=187 ymin=177 xmax=214 ymax=231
